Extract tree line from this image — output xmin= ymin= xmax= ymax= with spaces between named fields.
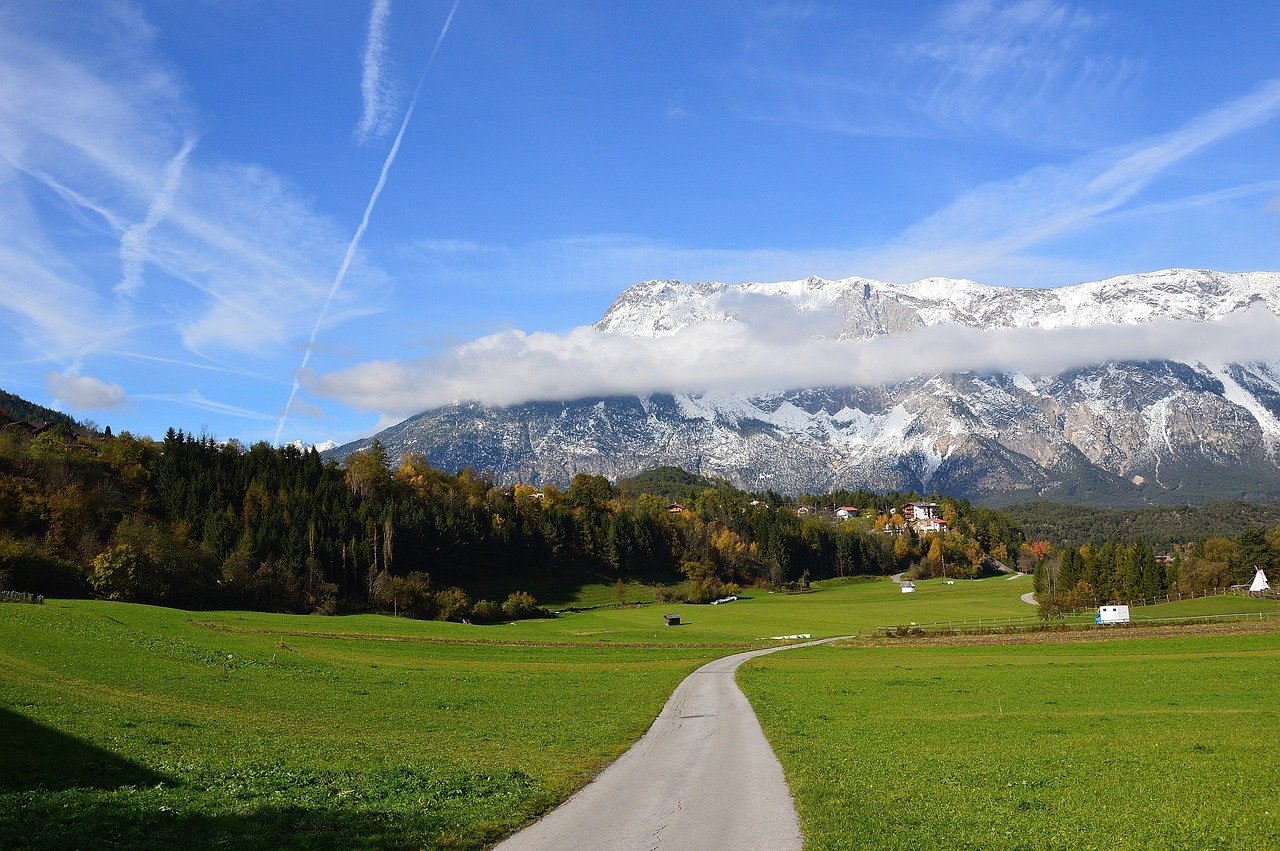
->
xmin=0 ymin=422 xmax=1024 ymax=619
xmin=1004 ymin=499 xmax=1280 ymax=552
xmin=1027 ymin=525 xmax=1280 ymax=617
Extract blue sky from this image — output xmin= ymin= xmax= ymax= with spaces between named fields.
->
xmin=0 ymin=0 xmax=1277 ymax=447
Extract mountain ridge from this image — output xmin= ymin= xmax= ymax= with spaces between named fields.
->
xmin=330 ymin=269 xmax=1280 ymax=507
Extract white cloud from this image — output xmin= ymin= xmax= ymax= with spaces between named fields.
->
xmin=275 ymin=0 xmax=462 ymax=445
xmin=355 ymin=0 xmax=395 ymax=144
xmin=730 ymin=0 xmax=1139 ymax=144
xmin=46 ymin=371 xmax=127 ymax=410
xmin=0 ymin=4 xmax=386 ymax=364
xmin=309 ymin=305 xmax=1280 ymax=419
xmin=857 ymin=78 xmax=1280 ymax=283
xmin=134 ymin=389 xmax=276 ymax=422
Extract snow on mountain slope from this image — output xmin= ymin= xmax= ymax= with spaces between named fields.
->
xmin=333 ymin=269 xmax=1280 ymax=506
xmin=595 ymin=268 xmax=1280 ymax=339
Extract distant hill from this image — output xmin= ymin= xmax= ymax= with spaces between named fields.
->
xmin=0 ymin=388 xmax=77 ymax=430
xmin=1005 ymin=500 xmax=1280 ymax=550
xmin=616 ymin=466 xmax=736 ymax=504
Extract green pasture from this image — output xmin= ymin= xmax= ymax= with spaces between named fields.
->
xmin=0 ymin=575 xmax=1031 ymax=848
xmin=190 ymin=573 xmax=1036 ymax=646
xmin=0 ymin=600 xmax=716 ymax=849
xmin=740 ymin=632 xmax=1280 ymax=850
xmin=4 ymin=575 xmax=1277 ymax=848
xmin=1133 ymin=593 xmax=1280 ymax=620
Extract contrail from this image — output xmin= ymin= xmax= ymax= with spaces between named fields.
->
xmin=60 ymin=136 xmax=198 ymax=375
xmin=355 ymin=0 xmax=393 ymax=143
xmin=274 ymin=0 xmax=461 ymax=446
xmin=118 ymin=135 xmax=197 ymax=298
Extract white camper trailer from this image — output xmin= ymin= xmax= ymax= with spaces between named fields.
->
xmin=1097 ymin=605 xmax=1130 ymax=625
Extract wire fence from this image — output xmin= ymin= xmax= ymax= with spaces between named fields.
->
xmin=0 ymin=590 xmax=44 ymax=605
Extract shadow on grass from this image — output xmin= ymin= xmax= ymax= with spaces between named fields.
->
xmin=0 ymin=713 xmax=545 ymax=850
xmin=0 ymin=708 xmax=169 ymax=793
xmin=0 ymin=798 xmax=476 ymax=851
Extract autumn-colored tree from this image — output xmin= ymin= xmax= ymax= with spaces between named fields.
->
xmin=345 ymin=441 xmax=394 ymax=504
xmin=434 ymin=586 xmax=472 ymax=621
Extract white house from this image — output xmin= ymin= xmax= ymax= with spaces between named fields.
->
xmin=835 ymin=506 xmax=859 ymax=519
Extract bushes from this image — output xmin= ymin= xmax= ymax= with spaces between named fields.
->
xmin=377 ymin=571 xmax=438 ymax=619
xmin=375 ymin=577 xmax=548 ymax=624
xmin=470 ymin=599 xmax=502 ymax=623
xmin=433 ymin=587 xmax=473 ymax=622
xmin=655 ymin=569 xmax=742 ymax=605
xmin=89 ymin=517 xmax=216 ymax=606
xmin=0 ymin=536 xmax=88 ymax=597
xmin=501 ymin=590 xmax=546 ymax=620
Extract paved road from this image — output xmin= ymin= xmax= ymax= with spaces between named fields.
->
xmin=494 ymin=636 xmax=846 ymax=851
xmin=1021 ymin=591 xmax=1038 ymax=605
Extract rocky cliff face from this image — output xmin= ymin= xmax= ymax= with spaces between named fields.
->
xmin=331 ymin=270 xmax=1280 ymax=506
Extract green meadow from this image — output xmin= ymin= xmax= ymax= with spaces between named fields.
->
xmin=740 ymin=630 xmax=1280 ymax=849
xmin=0 ymin=600 xmax=717 ymax=849
xmin=3 ymin=575 xmax=1277 ymax=848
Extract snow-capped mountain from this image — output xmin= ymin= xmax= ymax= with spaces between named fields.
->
xmin=286 ymin=439 xmax=338 ymax=453
xmin=330 ymin=269 xmax=1280 ymax=506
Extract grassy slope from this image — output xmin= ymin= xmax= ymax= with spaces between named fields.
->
xmin=740 ymin=632 xmax=1280 ymax=850
xmin=192 ymin=574 xmax=1035 ymax=646
xmin=0 ymin=577 xmax=1029 ymax=848
xmin=4 ymin=577 xmax=1276 ymax=848
xmin=0 ymin=601 xmax=716 ymax=849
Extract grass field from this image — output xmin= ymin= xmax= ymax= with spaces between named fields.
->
xmin=3 ymin=576 xmax=1277 ymax=848
xmin=185 ymin=574 xmax=1039 ymax=647
xmin=739 ymin=629 xmax=1280 ymax=849
xmin=0 ymin=600 xmax=719 ymax=849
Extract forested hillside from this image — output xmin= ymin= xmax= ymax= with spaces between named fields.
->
xmin=5 ymin=409 xmax=1276 ymax=621
xmin=1006 ymin=501 xmax=1280 ymax=550
xmin=2 ymin=418 xmax=1022 ymax=619
xmin=0 ymin=389 xmax=77 ymax=430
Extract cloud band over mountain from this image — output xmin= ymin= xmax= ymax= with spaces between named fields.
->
xmin=309 ymin=299 xmax=1280 ymax=420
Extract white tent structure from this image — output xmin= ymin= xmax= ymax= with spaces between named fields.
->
xmin=1249 ymin=568 xmax=1271 ymax=594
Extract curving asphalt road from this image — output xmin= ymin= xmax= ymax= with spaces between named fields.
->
xmin=1021 ymin=591 xmax=1038 ymax=605
xmin=494 ymin=636 xmax=846 ymax=851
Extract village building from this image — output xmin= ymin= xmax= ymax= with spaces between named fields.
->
xmin=901 ymin=502 xmax=940 ymax=521
xmin=835 ymin=506 xmax=859 ymax=519
xmin=0 ymin=409 xmax=51 ymax=437
xmin=914 ymin=516 xmax=947 ymax=534
xmin=880 ymin=515 xmax=907 ymax=536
